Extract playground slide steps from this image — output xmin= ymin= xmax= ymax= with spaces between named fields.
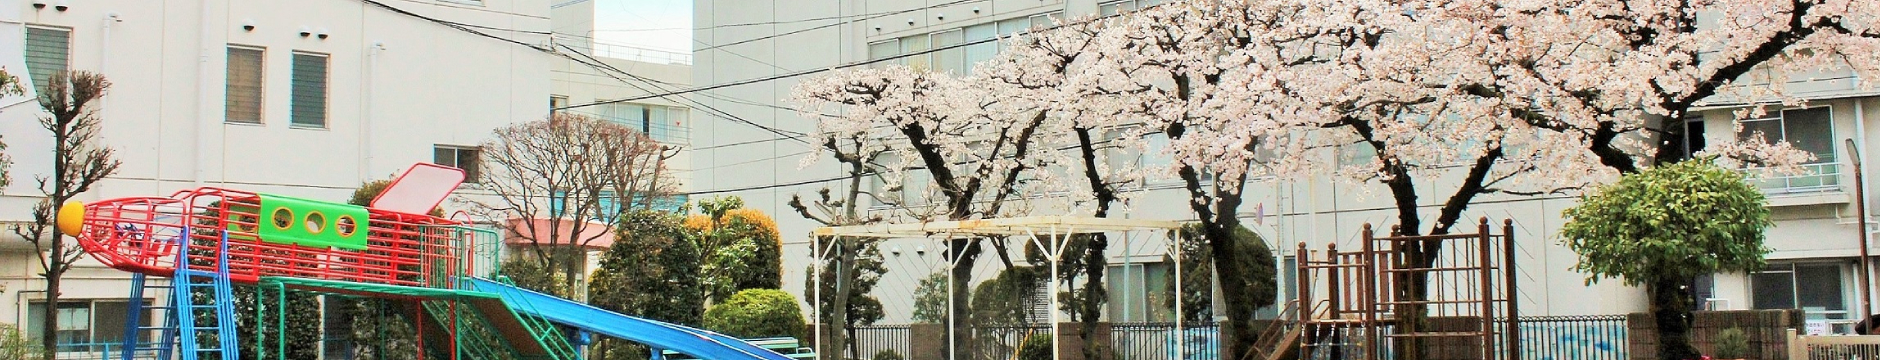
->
xmin=404 ymin=300 xmax=501 ymax=360
xmin=476 ymin=277 xmax=584 ymax=360
xmin=465 ymin=277 xmax=798 ymax=360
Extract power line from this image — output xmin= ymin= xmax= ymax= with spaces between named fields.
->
xmin=556 ymin=10 xmax=1114 ymax=112
xmin=359 ymin=0 xmax=551 ymax=51
xmin=359 ymin=0 xmax=812 ymax=149
xmin=693 ymin=0 xmax=981 ymax=53
xmin=555 ymin=43 xmax=812 ymax=143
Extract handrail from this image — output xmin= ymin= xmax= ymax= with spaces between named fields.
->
xmin=1241 ymin=300 xmax=1304 ymax=360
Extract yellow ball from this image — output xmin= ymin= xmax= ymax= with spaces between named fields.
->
xmin=56 ymin=201 xmax=85 ymax=237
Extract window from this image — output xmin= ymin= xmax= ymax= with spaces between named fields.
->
xmin=1740 ymin=107 xmax=1833 ymax=162
xmin=1738 ymin=107 xmax=1836 ymax=192
xmin=1753 ymin=262 xmax=1849 ymax=330
xmin=24 ymin=26 xmax=70 ymax=96
xmin=26 ymin=300 xmax=148 ymax=351
xmin=899 ymin=169 xmax=932 ymax=205
xmin=1142 ymin=133 xmax=1174 ymax=175
xmin=1338 ymin=142 xmax=1378 ymax=168
xmin=434 ymin=146 xmax=481 ymax=183
xmin=290 ymin=52 xmax=329 ymax=128
xmin=551 ymin=191 xmax=688 ymax=220
xmin=900 ymin=34 xmax=931 ymax=71
xmin=1674 ymin=117 xmax=1706 ymax=162
xmin=963 ymin=23 xmax=998 ymax=73
xmin=998 ymin=17 xmax=1033 ymax=36
xmin=598 ymin=102 xmax=691 ymax=144
xmin=868 ymin=40 xmax=901 ymax=68
xmin=1100 ymin=0 xmax=1166 ymax=16
xmin=226 ymin=46 xmax=266 ymax=124
xmin=1106 ymin=261 xmax=1174 ymax=322
xmin=930 ymin=29 xmax=964 ymax=74
xmin=550 ymin=95 xmax=568 ymax=113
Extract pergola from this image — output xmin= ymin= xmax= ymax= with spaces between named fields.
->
xmin=810 ymin=216 xmax=1189 ymax=360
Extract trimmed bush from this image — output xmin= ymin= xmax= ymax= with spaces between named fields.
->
xmin=703 ymin=289 xmax=809 ymax=340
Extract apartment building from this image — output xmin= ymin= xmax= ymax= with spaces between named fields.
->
xmin=0 ymin=0 xmax=552 ymax=350
xmin=692 ymin=0 xmax=1880 ymax=333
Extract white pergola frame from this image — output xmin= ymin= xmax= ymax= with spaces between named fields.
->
xmin=810 ymin=216 xmax=1186 ymax=360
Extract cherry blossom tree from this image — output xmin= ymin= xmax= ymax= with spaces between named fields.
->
xmin=792 ymin=67 xmax=1050 ymax=359
xmin=1066 ymin=0 xmax=1868 ymax=359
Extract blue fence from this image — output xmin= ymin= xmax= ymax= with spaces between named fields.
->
xmin=850 ymin=316 xmax=1624 ymax=360
xmin=1510 ymin=315 xmax=1628 ymax=360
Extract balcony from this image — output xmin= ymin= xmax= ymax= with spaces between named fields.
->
xmin=1751 ymin=162 xmax=1851 ymax=207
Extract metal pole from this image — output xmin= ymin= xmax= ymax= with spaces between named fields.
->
xmin=1173 ymin=227 xmax=1183 ymax=360
xmin=1050 ymin=226 xmax=1061 ymax=360
xmin=813 ymin=234 xmax=823 ymax=358
xmin=1502 ymin=219 xmax=1519 ymax=360
xmin=1848 ymin=138 xmax=1874 ymax=334
xmin=1478 ymin=218 xmax=1494 ymax=360
xmin=948 ymin=236 xmax=958 ymax=360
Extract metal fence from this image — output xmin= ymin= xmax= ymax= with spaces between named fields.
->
xmin=847 ymin=316 xmax=1620 ymax=360
xmin=1112 ymin=322 xmax=1219 ymax=360
xmin=852 ymin=324 xmax=912 ymax=360
xmin=1510 ymin=315 xmax=1628 ymax=360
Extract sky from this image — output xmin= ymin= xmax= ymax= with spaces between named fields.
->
xmin=591 ymin=0 xmax=694 ymax=54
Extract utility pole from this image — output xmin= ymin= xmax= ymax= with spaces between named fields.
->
xmin=1845 ymin=138 xmax=1874 ymax=334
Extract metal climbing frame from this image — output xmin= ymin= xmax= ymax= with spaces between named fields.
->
xmin=71 ymin=187 xmax=466 ymax=287
xmin=1292 ymin=218 xmax=1520 ymax=360
xmin=119 ymin=231 xmax=241 ymax=360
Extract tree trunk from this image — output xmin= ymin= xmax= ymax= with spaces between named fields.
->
xmin=1074 ymin=127 xmax=1113 ymax=360
xmin=827 ymin=241 xmax=856 ymax=360
xmin=946 ymin=238 xmax=983 ymax=360
xmin=1204 ymin=220 xmax=1254 ymax=360
xmin=1651 ymin=276 xmax=1699 ymax=360
xmin=1079 ymin=235 xmax=1107 ymax=360
xmin=41 ymin=251 xmax=61 ymax=360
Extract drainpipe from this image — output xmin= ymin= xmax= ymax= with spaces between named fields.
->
xmin=194 ymin=1 xmax=216 ymax=187
xmin=362 ymin=42 xmax=385 ymax=182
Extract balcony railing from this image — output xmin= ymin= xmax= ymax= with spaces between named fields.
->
xmin=1752 ymin=162 xmax=1842 ymax=194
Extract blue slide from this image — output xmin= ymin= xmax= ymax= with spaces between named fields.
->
xmin=467 ymin=277 xmax=797 ymax=360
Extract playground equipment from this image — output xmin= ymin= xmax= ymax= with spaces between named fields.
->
xmin=59 ymin=163 xmax=790 ymax=360
xmin=1249 ymin=219 xmax=1520 ymax=360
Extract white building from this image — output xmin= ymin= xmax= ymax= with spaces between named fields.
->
xmin=537 ymin=0 xmax=697 ymax=299
xmin=0 ymin=0 xmax=552 ymax=350
xmin=692 ymin=0 xmax=1880 ymax=333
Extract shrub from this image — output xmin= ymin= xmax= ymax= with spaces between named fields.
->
xmin=1015 ymin=334 xmax=1051 ymax=360
xmin=872 ymin=350 xmax=904 ymax=360
xmin=1714 ymin=327 xmax=1749 ymax=359
xmin=703 ymin=289 xmax=809 ymax=340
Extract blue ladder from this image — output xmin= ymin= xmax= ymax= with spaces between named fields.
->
xmin=121 ymin=273 xmax=177 ymax=360
xmin=121 ymin=230 xmax=239 ymax=360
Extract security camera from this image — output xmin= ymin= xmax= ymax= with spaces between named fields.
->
xmin=241 ymin=19 xmax=256 ymax=32
xmin=937 ymin=13 xmax=945 ymax=21
xmin=891 ymin=247 xmax=903 ymax=256
xmin=972 ymin=7 xmax=981 ymax=14
xmin=317 ymin=28 xmax=330 ymax=39
xmin=53 ymin=0 xmax=68 ymax=11
xmin=31 ymin=0 xmax=46 ymax=9
xmin=907 ymin=18 xmax=915 ymax=25
xmin=915 ymin=246 xmax=927 ymax=256
xmin=299 ymin=26 xmax=312 ymax=37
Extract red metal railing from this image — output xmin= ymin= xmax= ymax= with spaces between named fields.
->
xmin=71 ymin=187 xmax=467 ymax=289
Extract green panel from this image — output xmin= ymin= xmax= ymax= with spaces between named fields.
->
xmin=256 ymin=194 xmax=370 ymax=250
